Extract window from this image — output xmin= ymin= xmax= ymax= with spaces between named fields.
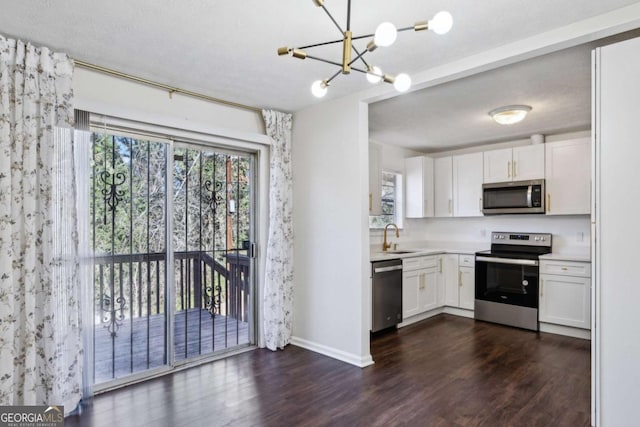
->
xmin=369 ymin=171 xmax=403 ymax=229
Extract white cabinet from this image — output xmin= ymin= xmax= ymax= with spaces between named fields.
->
xmin=443 ymin=254 xmax=475 ymax=310
xmin=545 ymin=137 xmax=590 ymax=215
xmin=402 ymin=255 xmax=439 ymax=318
xmin=539 ymin=260 xmax=591 ymax=329
xmin=434 ymin=156 xmax=453 ymax=217
xmin=405 ymin=156 xmax=434 ymax=218
xmin=459 ymin=266 xmax=475 ymax=310
xmin=369 ymin=142 xmax=382 ymax=215
xmin=443 ymin=254 xmax=460 ymax=307
xmin=452 ymin=152 xmax=483 ymax=217
xmin=483 ymin=145 xmax=544 ymax=183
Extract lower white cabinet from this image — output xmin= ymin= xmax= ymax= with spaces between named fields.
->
xmin=443 ymin=254 xmax=475 ymax=310
xmin=403 ymin=256 xmax=439 ymax=318
xmin=459 ymin=266 xmax=475 ymax=310
xmin=539 ymin=260 xmax=591 ymax=329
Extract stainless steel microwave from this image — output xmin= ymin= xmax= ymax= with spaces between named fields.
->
xmin=482 ymin=179 xmax=545 ymax=215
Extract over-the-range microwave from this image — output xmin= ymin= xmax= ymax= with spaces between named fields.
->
xmin=482 ymin=179 xmax=545 ymax=215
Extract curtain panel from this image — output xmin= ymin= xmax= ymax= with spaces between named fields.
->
xmin=0 ymin=34 xmax=82 ymax=410
xmin=261 ymin=110 xmax=294 ymax=351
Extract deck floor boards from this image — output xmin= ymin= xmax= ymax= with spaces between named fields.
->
xmin=94 ymin=309 xmax=249 ymax=384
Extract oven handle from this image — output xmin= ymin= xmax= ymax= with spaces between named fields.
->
xmin=475 ymin=256 xmax=539 ymax=266
xmin=373 ymin=265 xmax=403 ymax=274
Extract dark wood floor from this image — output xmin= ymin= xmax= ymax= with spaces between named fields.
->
xmin=68 ymin=314 xmax=591 ymax=426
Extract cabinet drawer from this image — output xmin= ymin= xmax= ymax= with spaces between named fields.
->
xmin=403 ymin=256 xmax=438 ymax=271
xmin=540 ymin=260 xmax=591 ymax=277
xmin=459 ymin=254 xmax=475 ymax=266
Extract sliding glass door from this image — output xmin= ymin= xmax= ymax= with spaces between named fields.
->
xmin=90 ymin=131 xmax=255 ymax=387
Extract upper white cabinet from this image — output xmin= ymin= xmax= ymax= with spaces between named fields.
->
xmin=405 ymin=156 xmax=434 ymax=218
xmin=434 ymin=156 xmax=453 ymax=217
xmin=453 ymin=152 xmax=483 ymax=217
xmin=483 ymin=145 xmax=544 ymax=183
xmin=545 ymin=137 xmax=590 ymax=215
xmin=369 ymin=142 xmax=382 ymax=215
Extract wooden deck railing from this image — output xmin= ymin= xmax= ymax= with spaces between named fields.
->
xmin=93 ymin=250 xmax=251 ymax=335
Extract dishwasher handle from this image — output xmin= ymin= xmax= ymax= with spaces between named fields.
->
xmin=373 ymin=265 xmax=403 ymax=274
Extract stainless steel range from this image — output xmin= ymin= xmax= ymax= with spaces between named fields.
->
xmin=474 ymin=232 xmax=552 ymax=331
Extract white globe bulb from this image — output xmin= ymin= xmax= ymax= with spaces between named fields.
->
xmin=374 ymin=22 xmax=397 ymax=47
xmin=393 ymin=73 xmax=411 ymax=92
xmin=311 ymin=80 xmax=328 ymax=98
xmin=366 ymin=66 xmax=383 ymax=84
xmin=429 ymin=11 xmax=453 ymax=35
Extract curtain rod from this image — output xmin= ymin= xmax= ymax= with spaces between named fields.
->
xmin=74 ymin=59 xmax=263 ymax=114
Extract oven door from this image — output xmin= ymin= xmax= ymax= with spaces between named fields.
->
xmin=475 ymin=256 xmax=539 ymax=308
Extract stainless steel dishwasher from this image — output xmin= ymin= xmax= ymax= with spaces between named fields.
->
xmin=371 ymin=259 xmax=403 ymax=332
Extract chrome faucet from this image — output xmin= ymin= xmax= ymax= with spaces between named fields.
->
xmin=382 ymin=223 xmax=399 ymax=251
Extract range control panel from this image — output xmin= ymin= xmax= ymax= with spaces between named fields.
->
xmin=491 ymin=232 xmax=552 ymax=247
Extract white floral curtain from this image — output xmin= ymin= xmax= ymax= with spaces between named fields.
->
xmin=262 ymin=109 xmax=294 ymax=351
xmin=0 ymin=35 xmax=82 ymax=410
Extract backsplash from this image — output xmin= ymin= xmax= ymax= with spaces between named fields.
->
xmin=370 ymin=214 xmax=590 ymax=253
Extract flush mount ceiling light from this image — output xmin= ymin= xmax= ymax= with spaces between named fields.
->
xmin=489 ymin=105 xmax=532 ymax=125
xmin=277 ymin=0 xmax=453 ymax=98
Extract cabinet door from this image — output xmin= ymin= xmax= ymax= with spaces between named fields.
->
xmin=434 ymin=157 xmax=453 ymax=217
xmin=459 ymin=267 xmax=475 ymax=310
xmin=369 ymin=142 xmax=382 ymax=215
xmin=405 ymin=156 xmax=434 ymax=218
xmin=420 ymin=269 xmax=439 ymax=312
xmin=402 ymin=270 xmax=421 ymax=318
xmin=545 ymin=137 xmax=590 ymax=215
xmin=513 ymin=144 xmax=545 ymax=181
xmin=539 ymin=274 xmax=591 ymax=329
xmin=443 ymin=254 xmax=460 ymax=307
xmin=453 ymin=152 xmax=484 ymax=217
xmin=483 ymin=148 xmax=512 ymax=183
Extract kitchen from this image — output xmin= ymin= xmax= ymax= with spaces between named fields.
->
xmin=368 ymin=42 xmax=592 ymax=339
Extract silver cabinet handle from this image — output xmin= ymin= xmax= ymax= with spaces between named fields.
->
xmin=476 ymin=256 xmax=539 ymax=266
xmin=448 ymin=199 xmax=452 ymax=215
xmin=374 ymin=265 xmax=403 ymax=273
xmin=508 ymin=161 xmax=511 ymax=178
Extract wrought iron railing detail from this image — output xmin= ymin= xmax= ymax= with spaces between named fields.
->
xmin=98 ymin=170 xmax=126 ymax=215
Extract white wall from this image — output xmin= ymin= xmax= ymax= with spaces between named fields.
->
xmin=73 ymin=68 xmax=265 ymax=140
xmin=292 ymin=94 xmax=372 ymax=367
xmin=594 ymin=36 xmax=640 ymax=426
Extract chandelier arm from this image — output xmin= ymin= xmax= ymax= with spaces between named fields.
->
xmin=346 ymin=0 xmax=352 ymax=31
xmin=320 ymin=4 xmax=345 ymax=35
xmin=305 ymin=55 xmax=345 ymax=68
xmin=349 ymin=66 xmax=370 ymax=75
xmin=326 ymin=69 xmax=343 ymax=84
xmin=350 ymin=25 xmax=415 ymax=43
xmin=297 ymin=38 xmax=345 ymax=50
xmin=348 ymin=46 xmax=369 ymax=67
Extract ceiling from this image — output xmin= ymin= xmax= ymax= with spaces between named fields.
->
xmin=369 ymin=44 xmax=594 ymax=152
xmin=0 ymin=1 xmax=638 ymax=149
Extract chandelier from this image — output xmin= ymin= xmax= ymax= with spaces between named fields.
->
xmin=277 ymin=0 xmax=453 ymax=98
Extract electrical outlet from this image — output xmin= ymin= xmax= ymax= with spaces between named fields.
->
xmin=480 ymin=229 xmax=487 ymax=237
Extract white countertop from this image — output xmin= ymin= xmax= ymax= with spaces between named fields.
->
xmin=370 ymin=241 xmax=591 ymax=263
xmin=370 ymin=241 xmax=489 ymax=262
xmin=539 ymin=251 xmax=591 ymax=262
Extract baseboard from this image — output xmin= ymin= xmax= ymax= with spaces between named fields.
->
xmin=540 ymin=322 xmax=591 ymax=340
xmin=290 ymin=336 xmax=375 ymax=368
xmin=443 ymin=306 xmax=475 ymax=319
xmin=398 ymin=307 xmax=444 ymax=327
